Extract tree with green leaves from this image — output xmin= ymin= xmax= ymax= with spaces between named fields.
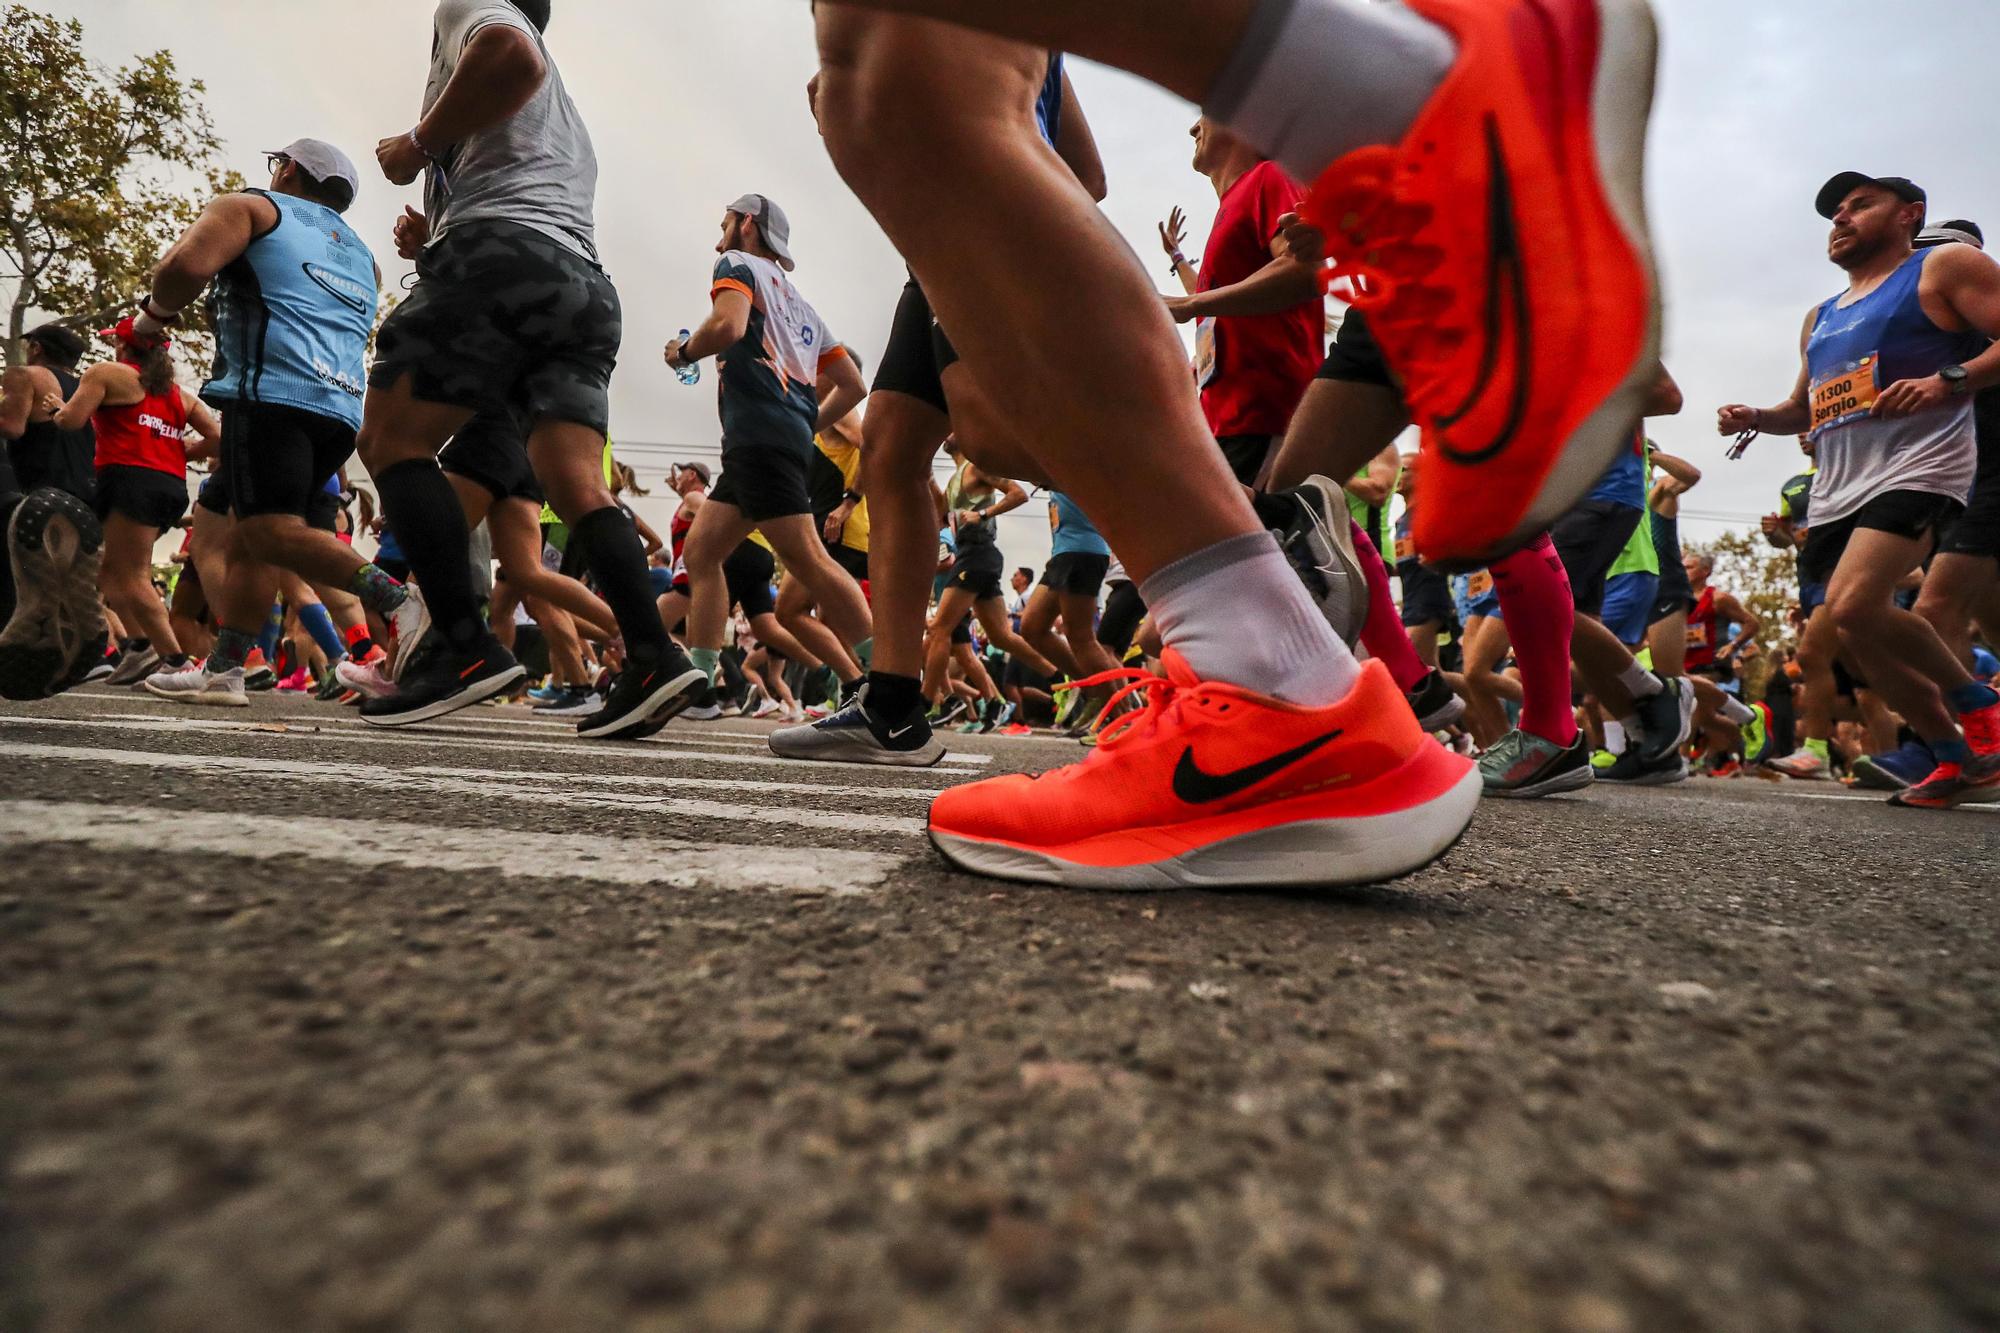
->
xmin=0 ymin=5 xmax=240 ymax=370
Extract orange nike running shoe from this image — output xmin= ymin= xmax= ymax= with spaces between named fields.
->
xmin=1299 ymin=0 xmax=1661 ymax=567
xmin=927 ymin=655 xmax=1481 ymax=889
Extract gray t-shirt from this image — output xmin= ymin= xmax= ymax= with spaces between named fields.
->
xmin=422 ymin=0 xmax=598 ymax=259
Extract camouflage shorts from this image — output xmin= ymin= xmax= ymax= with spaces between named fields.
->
xmin=371 ymin=221 xmax=621 ymax=436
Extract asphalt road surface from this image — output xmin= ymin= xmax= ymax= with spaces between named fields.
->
xmin=2 ymin=685 xmax=1996 ymax=1333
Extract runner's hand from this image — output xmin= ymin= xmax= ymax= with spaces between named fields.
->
xmin=1759 ymin=514 xmax=1784 ymax=538
xmin=1158 ymin=207 xmax=1187 ymax=258
xmin=664 ymin=339 xmax=689 ymax=369
xmin=1164 ymin=295 xmax=1197 ymax=324
xmin=1716 ymin=405 xmax=1759 ymax=435
xmin=1873 ymin=374 xmax=1949 ymax=420
xmin=377 ymin=132 xmax=428 ymax=187
xmin=393 ymin=207 xmax=430 ymax=261
xmin=37 ymin=392 xmax=61 ymax=416
xmin=1276 ymin=212 xmax=1327 ymax=265
xmin=823 ymin=505 xmax=851 ymax=544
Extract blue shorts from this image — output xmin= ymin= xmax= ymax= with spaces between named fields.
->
xmin=1800 ymin=579 xmax=1829 ymax=613
xmin=1452 ymin=571 xmax=1501 ymax=624
xmin=1602 ymin=570 xmax=1661 ymax=645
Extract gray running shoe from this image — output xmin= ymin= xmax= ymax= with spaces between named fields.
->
xmin=1270 ymin=475 xmax=1369 ymax=649
xmin=1479 ymin=728 xmax=1593 ymax=798
xmin=105 ymin=645 xmax=161 ymax=688
xmin=0 ymin=488 xmax=107 ymax=700
xmin=769 ymin=684 xmax=946 ymax=767
xmin=142 ymin=661 xmax=248 ymax=708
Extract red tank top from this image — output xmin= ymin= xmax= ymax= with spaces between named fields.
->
xmin=94 ymin=384 xmax=189 ymax=478
xmin=1684 ymin=587 xmax=1717 ymax=670
xmin=670 ymin=501 xmax=696 ymax=563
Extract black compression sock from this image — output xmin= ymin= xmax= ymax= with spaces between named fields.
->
xmin=375 ymin=458 xmax=484 ymax=647
xmin=865 ymin=671 xmax=923 ymax=721
xmin=569 ymin=507 xmax=673 ymax=662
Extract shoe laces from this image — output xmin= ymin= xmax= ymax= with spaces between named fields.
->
xmin=1304 ymin=147 xmax=1462 ymax=373
xmin=1057 ymin=666 xmax=1184 ymax=753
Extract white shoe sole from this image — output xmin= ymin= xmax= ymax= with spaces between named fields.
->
xmin=768 ymin=728 xmax=947 ymax=768
xmin=1513 ymin=0 xmax=1664 ymax=554
xmin=929 ymin=766 xmax=1481 ymax=891
xmin=141 ymin=680 xmax=248 ymax=708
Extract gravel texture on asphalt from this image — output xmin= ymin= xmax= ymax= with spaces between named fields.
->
xmin=2 ymin=688 xmax=1996 ymax=1332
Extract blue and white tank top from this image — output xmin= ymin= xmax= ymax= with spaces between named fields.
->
xmin=1805 ymin=247 xmax=1983 ymax=524
xmin=205 ymin=190 xmax=378 ymax=430
xmin=1035 ymin=55 xmax=1064 ymax=148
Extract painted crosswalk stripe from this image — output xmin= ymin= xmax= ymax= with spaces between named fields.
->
xmin=0 ymin=740 xmax=930 ymax=837
xmin=0 ymin=715 xmax=977 ymax=781
xmin=0 ymin=800 xmax=902 ymax=897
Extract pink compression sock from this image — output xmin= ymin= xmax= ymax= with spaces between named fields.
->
xmin=1353 ymin=523 xmax=1429 ymax=694
xmin=1490 ymin=533 xmax=1580 ymax=747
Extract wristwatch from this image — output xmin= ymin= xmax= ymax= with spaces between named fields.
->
xmin=1941 ymin=364 xmax=1970 ymax=395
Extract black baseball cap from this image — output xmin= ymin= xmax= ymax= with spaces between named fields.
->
xmin=23 ymin=322 xmax=86 ymax=365
xmin=1816 ymin=171 xmax=1926 ymax=221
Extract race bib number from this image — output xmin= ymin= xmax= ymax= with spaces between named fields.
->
xmin=1467 ymin=570 xmax=1494 ymax=598
xmin=1194 ymin=317 xmax=1218 ymax=389
xmin=1686 ymin=621 xmax=1711 ymax=650
xmin=1809 ymin=354 xmax=1879 ymax=437
xmin=1394 ymin=535 xmax=1417 ymax=562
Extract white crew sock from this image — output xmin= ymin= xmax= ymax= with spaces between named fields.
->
xmin=1603 ymin=720 xmax=1627 ymax=756
xmin=1718 ymin=696 xmax=1755 ymax=726
xmin=1205 ymin=0 xmax=1457 ymax=185
xmin=1143 ymin=531 xmax=1359 ymax=707
xmin=1617 ymin=660 xmax=1665 ymax=699
xmin=1616 ymin=714 xmax=1642 ymax=742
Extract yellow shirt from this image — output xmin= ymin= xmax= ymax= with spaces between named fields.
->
xmin=815 ymin=430 xmax=870 ymax=554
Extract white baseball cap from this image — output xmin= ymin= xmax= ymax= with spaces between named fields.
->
xmin=266 ymin=138 xmax=362 ymax=209
xmin=726 ymin=193 xmax=794 ymax=271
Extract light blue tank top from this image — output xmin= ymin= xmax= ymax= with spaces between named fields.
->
xmin=205 ymin=190 xmax=378 ymax=429
xmin=1049 ymin=490 xmax=1108 ymax=557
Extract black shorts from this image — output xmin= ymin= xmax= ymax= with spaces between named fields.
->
xmin=723 ymin=540 xmax=777 ymax=620
xmin=825 ymin=541 xmax=869 ymax=581
xmin=872 ymin=278 xmax=960 ymax=416
xmin=1040 ymin=551 xmax=1109 ymax=598
xmin=1399 ymin=562 xmax=1455 ymax=627
xmin=1938 ymin=440 xmax=2000 ymax=560
xmin=1550 ymin=499 xmax=1643 ymax=619
xmin=213 ymin=400 xmax=356 ymax=521
xmin=1215 ymin=435 xmax=1277 ymax=487
xmin=441 ymin=404 xmax=544 ymax=504
xmin=94 ymin=464 xmax=188 ymax=532
xmin=1799 ymin=489 xmax=1964 ymax=588
xmin=944 ymin=540 xmax=1005 ymax=601
xmin=1096 ymin=580 xmax=1146 ymax=654
xmin=306 ymin=488 xmax=341 ymax=534
xmin=1315 ymin=307 xmax=1395 ymax=390
xmin=371 ymin=221 xmax=620 ymax=435
xmin=950 ymin=612 xmax=973 ymax=646
xmin=1649 ymin=511 xmax=1694 ymax=623
xmin=711 ymin=436 xmax=814 ymax=522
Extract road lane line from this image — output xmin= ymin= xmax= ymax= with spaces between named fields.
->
xmin=0 ymin=715 xmax=983 ymax=780
xmin=0 ymin=741 xmax=929 ymax=837
xmin=0 ymin=800 xmax=902 ymax=897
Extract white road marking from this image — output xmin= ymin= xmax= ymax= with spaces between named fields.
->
xmin=0 ymin=800 xmax=901 ymax=897
xmin=0 ymin=715 xmax=982 ymax=780
xmin=85 ymin=710 xmax=996 ymax=765
xmin=0 ymin=741 xmax=929 ymax=837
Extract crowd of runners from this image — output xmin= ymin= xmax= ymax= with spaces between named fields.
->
xmin=3 ymin=0 xmax=1999 ymax=890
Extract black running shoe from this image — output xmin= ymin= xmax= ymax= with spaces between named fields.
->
xmin=360 ymin=636 xmax=526 ymax=727
xmin=1595 ymin=747 xmax=1687 ymax=786
xmin=577 ymin=648 xmax=707 ymax=741
xmin=1405 ymin=669 xmax=1467 ymax=732
xmin=0 ymin=488 xmax=106 ymax=701
xmin=935 ymin=696 xmax=970 ymax=728
xmin=1633 ymin=674 xmax=1695 ymax=764
xmin=768 ymin=682 xmax=947 ymax=767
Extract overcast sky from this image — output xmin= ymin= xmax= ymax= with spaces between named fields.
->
xmin=52 ymin=0 xmax=2000 ymax=568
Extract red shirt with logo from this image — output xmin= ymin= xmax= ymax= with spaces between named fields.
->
xmin=1197 ymin=161 xmax=1324 ymax=440
xmin=93 ymin=384 xmax=189 ymax=478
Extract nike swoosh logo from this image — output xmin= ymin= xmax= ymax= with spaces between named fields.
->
xmin=1172 ymin=728 xmax=1345 ymax=806
xmin=1434 ymin=119 xmax=1531 ymax=467
xmin=888 ymin=724 xmax=915 ymax=739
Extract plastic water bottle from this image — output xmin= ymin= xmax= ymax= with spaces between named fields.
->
xmin=674 ymin=329 xmax=701 ymax=387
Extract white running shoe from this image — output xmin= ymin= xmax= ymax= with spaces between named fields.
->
xmin=142 ymin=661 xmax=248 ymax=707
xmin=750 ymin=696 xmax=783 ymax=719
xmin=387 ymin=586 xmax=431 ymax=681
xmin=336 ymin=655 xmax=399 ymax=700
xmin=1763 ymin=746 xmax=1831 ymax=780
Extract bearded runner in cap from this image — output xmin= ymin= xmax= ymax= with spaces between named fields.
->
xmin=1720 ymin=172 xmax=2000 ymax=808
xmin=361 ymin=0 xmax=706 ymax=737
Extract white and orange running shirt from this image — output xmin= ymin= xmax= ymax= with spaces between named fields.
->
xmin=711 ymin=249 xmax=847 ymax=450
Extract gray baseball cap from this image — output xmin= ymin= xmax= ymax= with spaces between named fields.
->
xmin=266 ymin=138 xmax=362 ymax=209
xmin=727 ymin=193 xmax=794 ymax=271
